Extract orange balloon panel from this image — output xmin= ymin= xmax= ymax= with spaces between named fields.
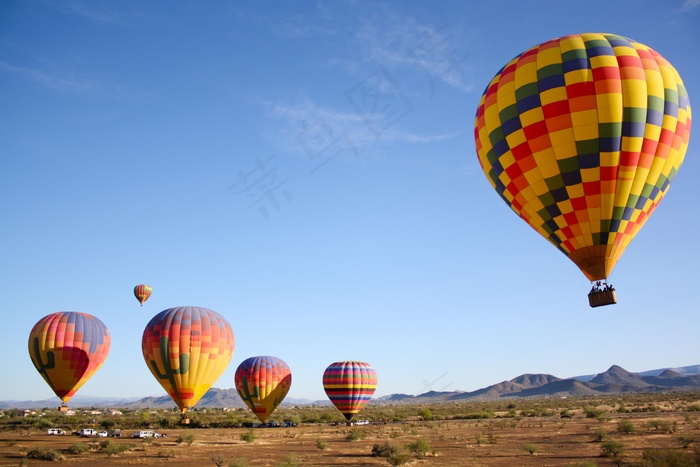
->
xmin=142 ymin=306 xmax=234 ymax=413
xmin=28 ymin=312 xmax=111 ymax=403
xmin=474 ymin=33 xmax=692 ymax=280
xmin=235 ymin=356 xmax=292 ymax=422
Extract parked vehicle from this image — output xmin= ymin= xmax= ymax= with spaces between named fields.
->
xmin=107 ymin=429 xmax=122 ymax=437
xmin=132 ymin=430 xmax=161 ymax=438
xmin=97 ymin=431 xmax=108 ymax=438
xmin=47 ymin=428 xmax=66 ymax=435
xmin=354 ymin=420 xmax=369 ymax=425
xmin=79 ymin=429 xmax=98 ymax=437
xmin=282 ymin=422 xmax=296 ymax=427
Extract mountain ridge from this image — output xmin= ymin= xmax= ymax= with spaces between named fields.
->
xmin=3 ymin=364 xmax=699 ymax=410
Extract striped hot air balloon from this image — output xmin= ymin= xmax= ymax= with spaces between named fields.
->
xmin=323 ymin=361 xmax=377 ymax=421
xmin=235 ymin=356 xmax=292 ymax=423
xmin=28 ymin=312 xmax=111 ymax=406
xmin=133 ymin=284 xmax=152 ymax=306
xmin=474 ymin=33 xmax=691 ymax=306
xmin=142 ymin=306 xmax=234 ymax=420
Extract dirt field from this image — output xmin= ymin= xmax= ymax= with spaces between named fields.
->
xmin=2 ymin=407 xmax=699 ymax=466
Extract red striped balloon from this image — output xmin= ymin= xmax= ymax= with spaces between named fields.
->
xmin=323 ymin=361 xmax=377 ymax=420
xmin=134 ymin=284 xmax=152 ymax=306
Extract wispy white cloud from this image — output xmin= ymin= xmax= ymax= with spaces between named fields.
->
xmin=680 ymin=0 xmax=700 ymax=11
xmin=62 ymin=1 xmax=146 ymax=26
xmin=268 ymin=98 xmax=461 ymax=156
xmin=0 ymin=62 xmax=102 ymax=94
xmin=0 ymin=61 xmax=153 ymax=99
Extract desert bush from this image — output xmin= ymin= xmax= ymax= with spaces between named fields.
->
xmin=157 ymin=449 xmax=176 ymax=458
xmin=315 ymin=438 xmax=328 ymax=451
xmin=26 ymin=447 xmax=65 ymax=461
xmin=372 ymin=441 xmax=398 ymax=457
xmin=565 ymin=462 xmax=597 ymax=467
xmin=177 ymin=433 xmax=196 ymax=445
xmin=689 ymin=404 xmax=700 ymax=412
xmin=67 ymin=442 xmax=89 ymax=454
xmin=678 ymin=434 xmax=694 ymax=448
xmin=386 ymin=451 xmax=411 ymax=466
xmin=523 ymin=443 xmax=539 ymax=455
xmin=407 ymin=437 xmax=430 ymax=458
xmin=276 ymin=454 xmax=302 ymax=467
xmin=240 ymin=429 xmax=257 ymax=443
xmin=101 ymin=440 xmax=131 ymax=457
xmin=617 ymin=420 xmax=635 ymax=434
xmin=346 ymin=428 xmax=366 ymax=441
xmin=583 ymin=406 xmax=605 ymax=419
xmin=418 ymin=408 xmax=433 ymax=421
xmin=601 ymin=439 xmax=624 ymax=458
xmin=228 ymin=459 xmax=251 ymax=467
xmin=639 ymin=447 xmax=700 ymax=466
xmin=592 ymin=427 xmax=609 ymax=442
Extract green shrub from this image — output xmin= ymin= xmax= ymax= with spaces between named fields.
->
xmin=228 ymin=459 xmax=251 ymax=467
xmin=584 ymin=406 xmax=604 ymax=419
xmin=177 ymin=433 xmax=195 ymax=445
xmin=407 ymin=437 xmax=430 ymax=459
xmin=372 ymin=442 xmax=398 ymax=457
xmin=617 ymin=420 xmax=635 ymax=434
xmin=677 ymin=434 xmax=694 ymax=448
xmin=67 ymin=442 xmax=89 ymax=454
xmin=240 ymin=429 xmax=257 ymax=443
xmin=592 ymin=427 xmax=608 ymax=442
xmin=101 ymin=440 xmax=131 ymax=457
xmin=315 ymin=438 xmax=328 ymax=451
xmin=275 ymin=454 xmax=302 ymax=467
xmin=346 ymin=429 xmax=366 ymax=441
xmin=639 ymin=447 xmax=699 ymax=466
xmin=26 ymin=447 xmax=65 ymax=461
xmin=387 ymin=451 xmax=411 ymax=466
xmin=418 ymin=408 xmax=433 ymax=421
xmin=524 ymin=443 xmax=539 ymax=455
xmin=601 ymin=440 xmax=624 ymax=458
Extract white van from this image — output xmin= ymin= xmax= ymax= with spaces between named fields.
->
xmin=132 ymin=431 xmax=161 ymax=438
xmin=47 ymin=428 xmax=66 ymax=435
xmin=79 ymin=429 xmax=98 ymax=437
xmin=354 ymin=420 xmax=369 ymax=425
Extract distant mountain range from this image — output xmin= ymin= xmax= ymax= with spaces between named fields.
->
xmin=3 ymin=364 xmax=699 ymax=410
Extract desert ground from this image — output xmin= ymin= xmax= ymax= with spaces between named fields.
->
xmin=2 ymin=396 xmax=699 ymax=466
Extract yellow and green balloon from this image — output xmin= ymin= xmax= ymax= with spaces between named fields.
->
xmin=142 ymin=306 xmax=235 ymax=416
xmin=235 ymin=356 xmax=292 ymax=422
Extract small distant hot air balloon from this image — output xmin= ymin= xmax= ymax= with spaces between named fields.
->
xmin=134 ymin=284 xmax=152 ymax=306
xmin=28 ymin=312 xmax=111 ymax=411
xmin=474 ymin=33 xmax=692 ymax=307
xmin=323 ymin=361 xmax=377 ymax=421
xmin=142 ymin=306 xmax=234 ymax=423
xmin=235 ymin=356 xmax=292 ymax=423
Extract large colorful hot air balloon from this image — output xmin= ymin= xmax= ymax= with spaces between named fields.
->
xmin=28 ymin=312 xmax=111 ymax=408
xmin=474 ymin=33 xmax=692 ymax=306
xmin=142 ymin=306 xmax=234 ymax=421
xmin=235 ymin=356 xmax=292 ymax=423
xmin=323 ymin=361 xmax=377 ymax=421
xmin=134 ymin=284 xmax=152 ymax=306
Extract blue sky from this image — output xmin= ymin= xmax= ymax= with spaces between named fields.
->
xmin=1 ymin=0 xmax=698 ymax=404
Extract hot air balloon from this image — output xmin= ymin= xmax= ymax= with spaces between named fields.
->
xmin=142 ymin=306 xmax=234 ymax=423
xmin=28 ymin=312 xmax=111 ymax=411
xmin=323 ymin=361 xmax=377 ymax=421
xmin=235 ymin=356 xmax=292 ymax=423
xmin=134 ymin=284 xmax=152 ymax=306
xmin=474 ymin=33 xmax=692 ymax=307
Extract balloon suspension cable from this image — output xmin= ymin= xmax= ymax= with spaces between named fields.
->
xmin=588 ymin=280 xmax=617 ymax=308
